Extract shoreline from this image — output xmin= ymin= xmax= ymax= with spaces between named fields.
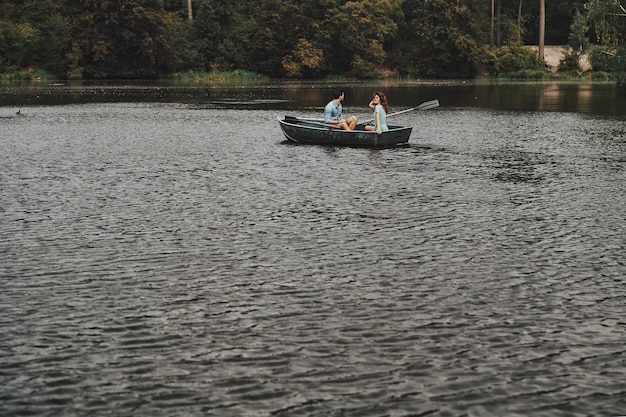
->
xmin=525 ymin=45 xmax=591 ymax=73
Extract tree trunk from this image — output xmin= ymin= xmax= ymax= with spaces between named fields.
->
xmin=187 ymin=0 xmax=193 ymax=21
xmin=491 ymin=0 xmax=495 ymax=47
xmin=538 ymin=0 xmax=545 ymax=61
xmin=497 ymin=0 xmax=501 ymax=46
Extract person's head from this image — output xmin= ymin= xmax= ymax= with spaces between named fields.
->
xmin=372 ymin=91 xmax=388 ymax=112
xmin=333 ymin=89 xmax=345 ymax=100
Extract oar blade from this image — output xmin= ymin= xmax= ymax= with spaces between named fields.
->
xmin=416 ymin=99 xmax=440 ymax=110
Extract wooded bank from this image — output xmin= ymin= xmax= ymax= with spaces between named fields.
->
xmin=1 ymin=0 xmax=624 ymax=80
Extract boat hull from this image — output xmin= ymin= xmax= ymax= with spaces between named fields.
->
xmin=278 ymin=116 xmax=413 ymax=148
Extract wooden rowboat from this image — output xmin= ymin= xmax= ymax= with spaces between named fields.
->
xmin=278 ymin=99 xmax=439 ymax=148
xmin=278 ymin=116 xmax=413 ymax=148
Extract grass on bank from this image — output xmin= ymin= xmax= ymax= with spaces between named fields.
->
xmin=167 ymin=69 xmax=269 ymax=84
xmin=2 ymin=65 xmax=624 ymax=85
xmin=0 ymin=67 xmax=56 ymax=82
xmin=495 ymin=69 xmax=553 ymax=80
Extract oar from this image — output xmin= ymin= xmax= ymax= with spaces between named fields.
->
xmin=362 ymin=99 xmax=439 ymax=124
xmin=283 ymin=115 xmax=336 ymax=129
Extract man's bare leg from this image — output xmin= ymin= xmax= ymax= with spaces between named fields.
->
xmin=347 ymin=116 xmax=357 ymax=130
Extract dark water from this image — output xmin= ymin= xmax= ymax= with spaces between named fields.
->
xmin=1 ymin=82 xmax=625 ymax=416
xmin=2 ymin=78 xmax=625 ymax=115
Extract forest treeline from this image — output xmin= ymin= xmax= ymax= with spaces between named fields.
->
xmin=1 ymin=0 xmax=625 ymax=80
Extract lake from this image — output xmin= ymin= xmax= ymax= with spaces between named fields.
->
xmin=1 ymin=80 xmax=625 ymax=416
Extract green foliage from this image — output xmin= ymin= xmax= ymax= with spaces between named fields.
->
xmin=168 ymin=69 xmax=268 ymax=83
xmin=281 ymin=38 xmax=324 ymax=78
xmin=588 ymin=46 xmax=616 ymax=71
xmin=585 ymin=0 xmax=626 ymax=47
xmin=558 ymin=51 xmax=582 ymax=72
xmin=0 ymin=21 xmax=26 ymax=70
xmin=497 ymin=14 xmax=526 ymax=46
xmin=487 ymin=46 xmax=544 ymax=75
xmin=586 ymin=44 xmax=626 ymax=86
xmin=614 ymin=72 xmax=626 ymax=88
xmin=0 ymin=66 xmax=55 ymax=81
xmin=2 ymin=0 xmax=625 ymax=80
xmin=522 ymin=0 xmax=584 ymax=45
xmin=400 ymin=0 xmax=488 ymax=78
xmin=613 ymin=46 xmax=626 ymax=72
xmin=1 ymin=68 xmax=29 ymax=81
xmin=241 ymin=0 xmax=336 ymax=77
xmin=234 ymin=0 xmax=295 ymax=76
xmin=613 ymin=46 xmax=626 ymax=88
xmin=20 ymin=0 xmax=71 ymax=77
xmin=496 ymin=69 xmax=552 ymax=80
xmin=590 ymin=71 xmax=612 ymax=80
xmin=163 ymin=12 xmax=197 ymax=72
xmin=331 ymin=0 xmax=402 ymax=77
xmin=70 ymin=0 xmax=175 ymax=78
xmin=191 ymin=0 xmax=234 ymax=71
xmin=568 ymin=9 xmax=589 ymax=53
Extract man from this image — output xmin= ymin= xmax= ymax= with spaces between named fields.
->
xmin=324 ymin=88 xmax=357 ymax=130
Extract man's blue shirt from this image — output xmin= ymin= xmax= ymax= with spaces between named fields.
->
xmin=324 ymin=100 xmax=341 ymax=122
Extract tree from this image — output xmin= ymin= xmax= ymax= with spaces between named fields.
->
xmin=69 ymin=0 xmax=175 ymax=78
xmin=491 ymin=0 xmax=495 ymax=46
xmin=522 ymin=0 xmax=578 ymax=45
xmin=0 ymin=0 xmax=589 ymax=79
xmin=20 ymin=0 xmax=71 ymax=77
xmin=585 ymin=0 xmax=626 ymax=47
xmin=402 ymin=0 xmax=489 ymax=78
xmin=281 ymin=38 xmax=324 ymax=78
xmin=192 ymin=0 xmax=234 ymax=70
xmin=245 ymin=0 xmax=330 ymax=77
xmin=585 ymin=0 xmax=626 ymax=79
xmin=329 ymin=0 xmax=402 ymax=77
xmin=0 ymin=21 xmax=26 ymax=70
xmin=538 ymin=0 xmax=545 ymax=61
xmin=568 ymin=8 xmax=588 ymax=52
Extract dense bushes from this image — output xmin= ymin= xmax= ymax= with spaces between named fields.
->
xmin=558 ymin=51 xmax=582 ymax=72
xmin=588 ymin=46 xmax=615 ymax=72
xmin=487 ymin=46 xmax=547 ymax=77
xmin=1 ymin=0 xmax=625 ymax=80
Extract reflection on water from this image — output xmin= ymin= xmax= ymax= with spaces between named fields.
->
xmin=534 ymin=81 xmax=604 ymax=113
xmin=1 ymin=80 xmax=625 ymax=115
xmin=1 ymin=94 xmax=625 ymax=417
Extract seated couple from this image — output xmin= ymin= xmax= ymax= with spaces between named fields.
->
xmin=324 ymin=88 xmax=389 ymax=133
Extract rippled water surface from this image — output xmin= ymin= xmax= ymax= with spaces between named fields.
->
xmin=1 ymin=89 xmax=626 ymax=416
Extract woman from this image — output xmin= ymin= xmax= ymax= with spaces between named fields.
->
xmin=365 ymin=91 xmax=389 ymax=134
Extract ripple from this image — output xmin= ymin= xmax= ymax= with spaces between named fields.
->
xmin=1 ymin=104 xmax=625 ymax=416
